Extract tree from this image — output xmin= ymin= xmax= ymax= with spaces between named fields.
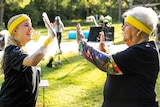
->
xmin=0 ymin=0 xmax=5 ymax=29
xmin=118 ymin=0 xmax=122 ymax=22
xmin=1 ymin=0 xmax=160 ymax=28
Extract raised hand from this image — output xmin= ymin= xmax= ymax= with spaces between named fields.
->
xmin=42 ymin=12 xmax=57 ymax=38
xmin=99 ymin=31 xmax=108 ymax=53
xmin=76 ymin=23 xmax=84 ymax=45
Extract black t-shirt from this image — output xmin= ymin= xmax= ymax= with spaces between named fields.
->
xmin=0 ymin=45 xmax=40 ymax=107
xmin=102 ymin=41 xmax=159 ymax=107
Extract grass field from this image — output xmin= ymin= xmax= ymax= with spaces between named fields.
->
xmin=0 ymin=23 xmax=159 ymax=107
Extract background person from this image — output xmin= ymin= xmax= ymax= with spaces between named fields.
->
xmin=53 ymin=16 xmax=64 ymax=54
xmin=76 ymin=6 xmax=159 ymax=107
xmin=0 ymin=14 xmax=56 ymax=107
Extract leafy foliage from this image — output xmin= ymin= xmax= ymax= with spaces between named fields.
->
xmin=1 ymin=0 xmax=160 ymax=27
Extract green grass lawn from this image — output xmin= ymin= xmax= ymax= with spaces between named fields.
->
xmin=36 ymin=53 xmax=106 ymax=107
xmin=0 ymin=23 xmax=159 ymax=107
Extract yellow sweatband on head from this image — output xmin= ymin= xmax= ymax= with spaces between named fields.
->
xmin=125 ymin=16 xmax=151 ymax=35
xmin=44 ymin=37 xmax=53 ymax=47
xmin=8 ymin=15 xmax=30 ymax=35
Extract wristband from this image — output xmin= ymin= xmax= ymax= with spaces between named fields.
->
xmin=44 ymin=37 xmax=53 ymax=47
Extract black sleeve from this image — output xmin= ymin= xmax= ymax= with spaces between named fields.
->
xmin=4 ymin=45 xmax=27 ymax=72
xmin=112 ymin=47 xmax=141 ymax=75
xmin=112 ymin=42 xmax=158 ymax=76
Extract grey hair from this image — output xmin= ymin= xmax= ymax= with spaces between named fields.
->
xmin=127 ymin=7 xmax=158 ymax=32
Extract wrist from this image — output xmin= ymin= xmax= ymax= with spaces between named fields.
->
xmin=44 ymin=37 xmax=53 ymax=47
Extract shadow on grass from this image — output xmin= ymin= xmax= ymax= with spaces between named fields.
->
xmin=37 ymin=61 xmax=106 ymax=106
xmin=40 ymin=52 xmax=85 ymax=76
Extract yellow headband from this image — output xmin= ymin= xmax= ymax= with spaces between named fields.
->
xmin=8 ymin=15 xmax=30 ymax=35
xmin=125 ymin=16 xmax=151 ymax=35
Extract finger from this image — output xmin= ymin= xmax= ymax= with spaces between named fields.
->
xmin=76 ymin=23 xmax=81 ymax=35
xmin=42 ymin=12 xmax=50 ymax=23
xmin=76 ymin=23 xmax=84 ymax=44
xmin=76 ymin=23 xmax=83 ymax=37
xmin=45 ymin=21 xmax=57 ymax=38
xmin=100 ymin=31 xmax=105 ymax=42
xmin=44 ymin=20 xmax=50 ymax=27
xmin=42 ymin=12 xmax=57 ymax=38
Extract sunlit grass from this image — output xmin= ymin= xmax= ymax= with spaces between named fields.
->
xmin=0 ymin=23 xmax=159 ymax=107
xmin=37 ymin=51 xmax=160 ymax=106
xmin=36 ymin=52 xmax=106 ymax=107
xmin=156 ymin=74 xmax=160 ymax=103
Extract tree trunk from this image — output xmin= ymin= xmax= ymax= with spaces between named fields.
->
xmin=118 ymin=0 xmax=121 ymax=22
xmin=0 ymin=0 xmax=4 ymax=29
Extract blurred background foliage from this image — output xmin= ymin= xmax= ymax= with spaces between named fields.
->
xmin=0 ymin=0 xmax=160 ymax=29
